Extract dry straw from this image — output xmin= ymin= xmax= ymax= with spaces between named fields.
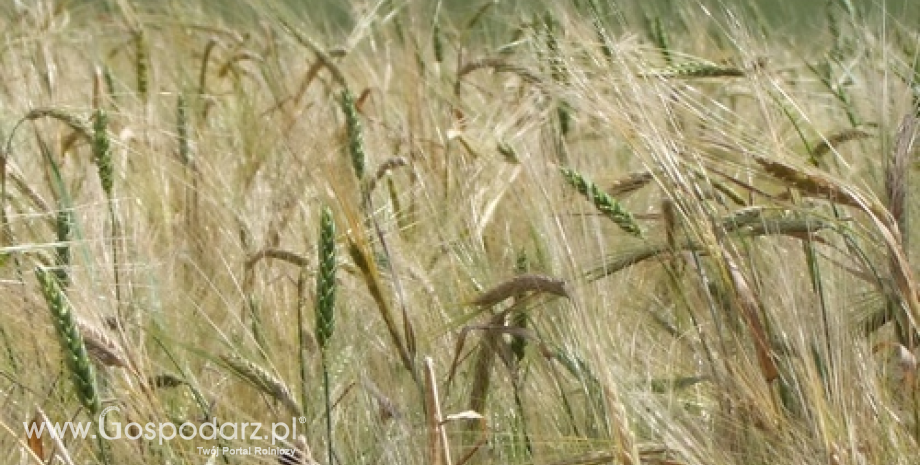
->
xmin=424 ymin=357 xmax=451 ymax=465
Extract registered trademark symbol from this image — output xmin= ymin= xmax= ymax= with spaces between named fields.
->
xmin=298 ymin=417 xmax=307 ymax=424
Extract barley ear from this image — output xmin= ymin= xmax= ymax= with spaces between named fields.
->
xmin=561 ymin=167 xmax=643 ymax=237
xmin=341 ymin=89 xmax=366 ymax=183
xmin=647 ymin=15 xmax=672 ymax=65
xmin=92 ymin=109 xmax=114 ymax=198
xmin=36 ymin=268 xmax=100 ymax=415
xmin=134 ymin=29 xmax=149 ymax=102
xmin=177 ymin=93 xmax=192 ymax=166
xmin=24 ymin=108 xmax=92 ymax=141
xmin=54 ymin=208 xmax=73 ymax=287
xmin=432 ymin=19 xmax=444 ymax=63
xmin=315 ymin=205 xmax=337 ymax=350
xmin=315 ymin=205 xmax=337 ymax=465
xmin=220 ymin=354 xmax=302 ymax=417
xmin=470 ymin=274 xmax=569 ymax=308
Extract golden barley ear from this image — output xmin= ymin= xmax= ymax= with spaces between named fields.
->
xmin=470 ymin=274 xmax=569 ymax=308
xmin=752 ymin=155 xmax=861 ymax=208
xmin=345 ymin=231 xmax=416 ymax=380
xmin=607 ymin=170 xmax=653 ymax=197
xmin=639 ymin=61 xmax=745 ymax=78
xmin=713 ymin=241 xmax=778 ymax=383
xmin=36 ymin=268 xmax=101 ymax=415
xmin=220 ymin=354 xmax=302 ymax=417
xmin=811 ymin=128 xmax=872 ymax=160
xmin=76 ymin=319 xmax=132 ymax=372
xmin=366 ymin=157 xmax=408 ymax=196
xmin=23 ymin=108 xmax=92 ymax=141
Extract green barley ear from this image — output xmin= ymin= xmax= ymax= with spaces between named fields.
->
xmin=432 ymin=19 xmax=444 ymax=63
xmin=177 ymin=93 xmax=192 ymax=166
xmin=315 ymin=205 xmax=337 ymax=350
xmin=341 ymin=89 xmax=366 ymax=183
xmin=134 ymin=29 xmax=149 ymax=102
xmin=510 ymin=250 xmax=531 ymax=364
xmin=586 ymin=0 xmax=613 ymax=61
xmin=54 ymin=208 xmax=73 ymax=287
xmin=646 ymin=14 xmax=672 ymax=65
xmin=315 ymin=204 xmax=337 ymax=465
xmin=92 ymin=109 xmax=114 ymax=198
xmin=561 ymin=167 xmax=643 ymax=238
xmin=103 ymin=65 xmax=118 ymax=107
xmin=541 ymin=13 xmax=564 ymax=83
xmin=36 ymin=268 xmax=100 ymax=416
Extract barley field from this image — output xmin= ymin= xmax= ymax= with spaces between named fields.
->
xmin=1 ymin=1 xmax=918 ymax=464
